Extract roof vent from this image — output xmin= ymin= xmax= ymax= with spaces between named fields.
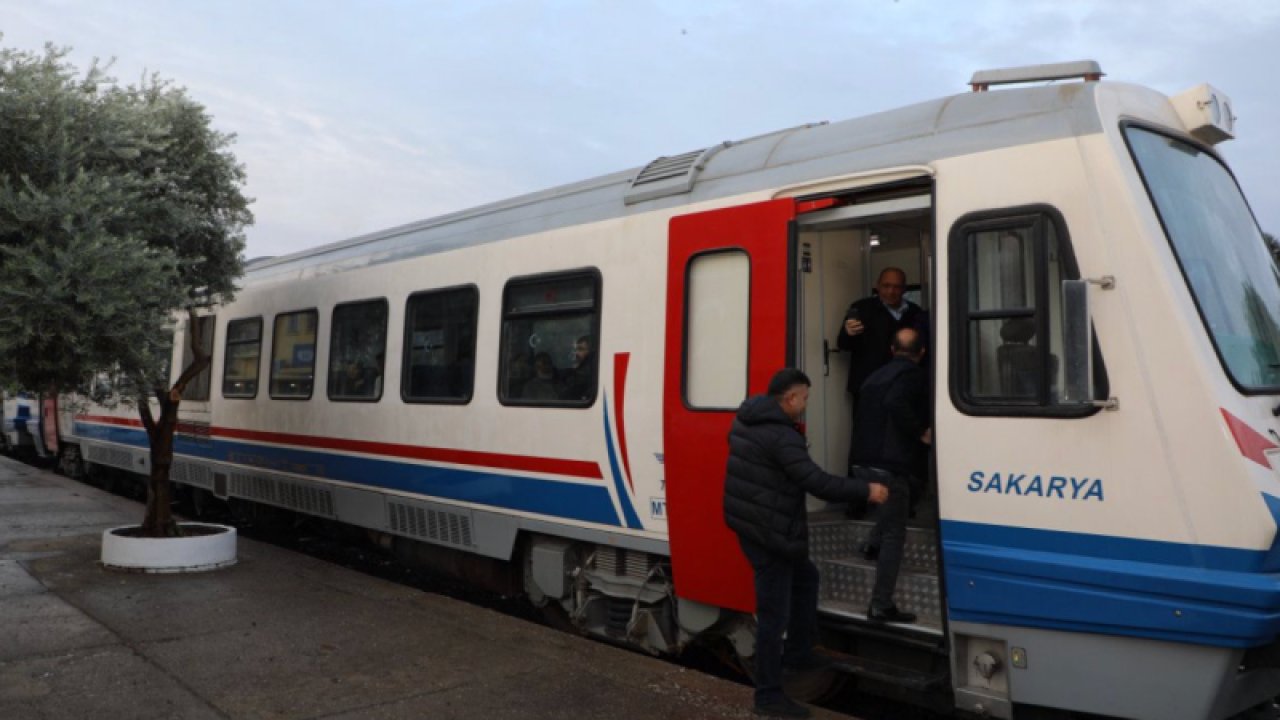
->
xmin=970 ymin=60 xmax=1104 ymax=92
xmin=624 ymin=144 xmax=726 ymax=205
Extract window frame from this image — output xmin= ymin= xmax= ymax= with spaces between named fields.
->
xmin=948 ymin=204 xmax=1104 ymax=418
xmin=327 ymin=297 xmax=389 ymax=403
xmin=400 ymin=284 xmax=480 ymax=405
xmin=497 ymin=268 xmax=602 ymax=408
xmin=221 ymin=316 xmax=263 ymax=399
xmin=268 ymin=308 xmax=320 ymax=401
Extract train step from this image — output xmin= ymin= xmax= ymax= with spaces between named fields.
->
xmin=810 ymin=514 xmax=944 ymax=634
xmin=809 ymin=513 xmax=939 ymax=573
xmin=829 ymin=650 xmax=951 ymax=691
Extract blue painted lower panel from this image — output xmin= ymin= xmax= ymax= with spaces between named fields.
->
xmin=943 ymin=520 xmax=1280 ymax=648
xmin=73 ymin=422 xmax=621 ymax=527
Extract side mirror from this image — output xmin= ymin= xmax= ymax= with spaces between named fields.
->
xmin=1062 ymin=278 xmax=1118 ymax=410
xmin=1061 ymin=280 xmax=1092 ymax=404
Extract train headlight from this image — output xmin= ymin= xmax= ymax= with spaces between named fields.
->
xmin=1171 ymin=83 xmax=1236 ymax=145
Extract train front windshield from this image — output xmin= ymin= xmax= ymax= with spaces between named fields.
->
xmin=1126 ymin=125 xmax=1280 ymax=391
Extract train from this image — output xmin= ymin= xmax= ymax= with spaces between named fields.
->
xmin=2 ymin=391 xmax=54 ymax=459
xmin=35 ymin=60 xmax=1280 ymax=719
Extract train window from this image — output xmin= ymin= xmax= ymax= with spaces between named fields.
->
xmin=222 ymin=317 xmax=262 ymax=398
xmin=1125 ymin=125 xmax=1280 ymax=392
xmin=685 ymin=250 xmax=750 ymax=409
xmin=967 ymin=228 xmax=1038 ymax=400
xmin=402 ymin=286 xmax=478 ymax=403
xmin=180 ymin=315 xmax=215 ymax=401
xmin=949 ymin=207 xmax=1105 ymax=417
xmin=328 ymin=299 xmax=388 ymax=402
xmin=269 ymin=309 xmax=318 ymax=400
xmin=498 ymin=270 xmax=601 ymax=407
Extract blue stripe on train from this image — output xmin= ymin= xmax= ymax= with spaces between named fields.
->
xmin=942 ymin=516 xmax=1280 ymax=648
xmin=603 ymin=396 xmax=643 ymax=530
xmin=73 ymin=422 xmax=622 ymax=527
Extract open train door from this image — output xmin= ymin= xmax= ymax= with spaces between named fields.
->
xmin=664 ymin=198 xmax=795 ymax=612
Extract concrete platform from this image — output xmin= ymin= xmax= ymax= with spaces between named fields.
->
xmin=0 ymin=457 xmax=848 ymax=719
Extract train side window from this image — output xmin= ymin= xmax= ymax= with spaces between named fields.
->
xmin=222 ymin=317 xmax=263 ymax=398
xmin=498 ymin=270 xmax=601 ymax=407
xmin=180 ymin=314 xmax=215 ymax=401
xmin=402 ymin=286 xmax=478 ymax=404
xmin=328 ymin=299 xmax=388 ymax=402
xmin=684 ymin=250 xmax=750 ymax=409
xmin=269 ymin=309 xmax=318 ymax=400
xmin=949 ymin=207 xmax=1105 ymax=417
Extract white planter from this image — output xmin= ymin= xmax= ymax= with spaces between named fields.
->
xmin=101 ymin=523 xmax=237 ymax=573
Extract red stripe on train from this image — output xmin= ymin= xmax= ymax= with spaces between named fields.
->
xmin=614 ymin=353 xmax=635 ymax=493
xmin=74 ymin=414 xmax=603 ymax=479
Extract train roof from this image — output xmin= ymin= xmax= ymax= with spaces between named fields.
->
xmin=244 ymin=75 xmax=1149 ymax=287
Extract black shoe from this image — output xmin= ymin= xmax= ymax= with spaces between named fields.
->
xmin=783 ymin=652 xmax=836 ymax=674
xmin=753 ymin=696 xmax=812 ymax=718
xmin=860 ymin=542 xmax=879 ymax=561
xmin=868 ymin=605 xmax=917 ymax=624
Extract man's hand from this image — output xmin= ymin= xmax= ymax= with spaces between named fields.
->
xmin=920 ymin=428 xmax=932 ymax=446
xmin=868 ymin=482 xmax=889 ymax=504
xmin=844 ymin=318 xmax=864 ymax=336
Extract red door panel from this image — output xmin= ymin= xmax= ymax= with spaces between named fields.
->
xmin=664 ymin=198 xmax=795 ymax=612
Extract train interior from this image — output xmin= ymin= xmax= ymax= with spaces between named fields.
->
xmin=793 ymin=185 xmax=945 ymax=642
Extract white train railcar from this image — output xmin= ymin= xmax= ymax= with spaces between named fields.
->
xmin=4 ymin=391 xmax=54 ymax=458
xmin=60 ymin=61 xmax=1280 ymax=719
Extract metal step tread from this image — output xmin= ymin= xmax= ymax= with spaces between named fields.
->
xmin=822 ymin=551 xmax=937 ymax=579
xmin=817 ymin=561 xmax=944 ymax=633
xmin=809 ymin=516 xmax=939 ymax=573
xmin=819 ymin=598 xmax=944 ymax=635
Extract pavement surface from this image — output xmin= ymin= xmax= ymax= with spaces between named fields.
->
xmin=0 ymin=456 xmax=848 ymax=720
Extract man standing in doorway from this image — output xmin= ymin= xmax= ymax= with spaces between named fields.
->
xmin=851 ymin=328 xmax=931 ymax=624
xmin=837 ymin=267 xmax=926 ymax=467
xmin=724 ymin=368 xmax=890 ymax=718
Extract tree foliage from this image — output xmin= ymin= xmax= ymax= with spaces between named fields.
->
xmin=0 ymin=41 xmax=252 ymax=394
xmin=0 ymin=41 xmax=252 ymax=537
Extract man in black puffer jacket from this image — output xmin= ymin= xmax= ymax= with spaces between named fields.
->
xmin=851 ymin=327 xmax=931 ymax=625
xmin=723 ymin=368 xmax=890 ymax=718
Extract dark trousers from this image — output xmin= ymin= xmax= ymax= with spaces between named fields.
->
xmin=738 ymin=536 xmax=819 ymax=704
xmin=867 ymin=473 xmax=912 ymax=611
xmin=846 ymin=392 xmax=861 ymax=473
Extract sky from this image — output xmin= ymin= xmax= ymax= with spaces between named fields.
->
xmin=3 ymin=0 xmax=1279 ymax=260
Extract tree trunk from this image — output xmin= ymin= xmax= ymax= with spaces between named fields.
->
xmin=140 ymin=390 xmax=182 ymax=537
xmin=138 ymin=309 xmax=210 ymax=538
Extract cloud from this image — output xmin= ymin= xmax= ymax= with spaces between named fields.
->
xmin=3 ymin=0 xmax=1279 ymax=250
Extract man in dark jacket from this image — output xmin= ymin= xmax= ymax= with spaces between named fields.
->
xmin=837 ymin=267 xmax=927 ymax=467
xmin=851 ymin=328 xmax=931 ymax=624
xmin=724 ymin=368 xmax=889 ymax=718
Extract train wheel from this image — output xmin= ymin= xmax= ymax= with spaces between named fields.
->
xmin=58 ymin=445 xmax=85 ymax=479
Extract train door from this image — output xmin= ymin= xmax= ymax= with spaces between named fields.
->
xmin=663 ymin=198 xmax=796 ymax=612
xmin=792 ymin=185 xmax=947 ymax=635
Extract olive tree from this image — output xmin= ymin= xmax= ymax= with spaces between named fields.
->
xmin=0 ymin=42 xmax=252 ymax=536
